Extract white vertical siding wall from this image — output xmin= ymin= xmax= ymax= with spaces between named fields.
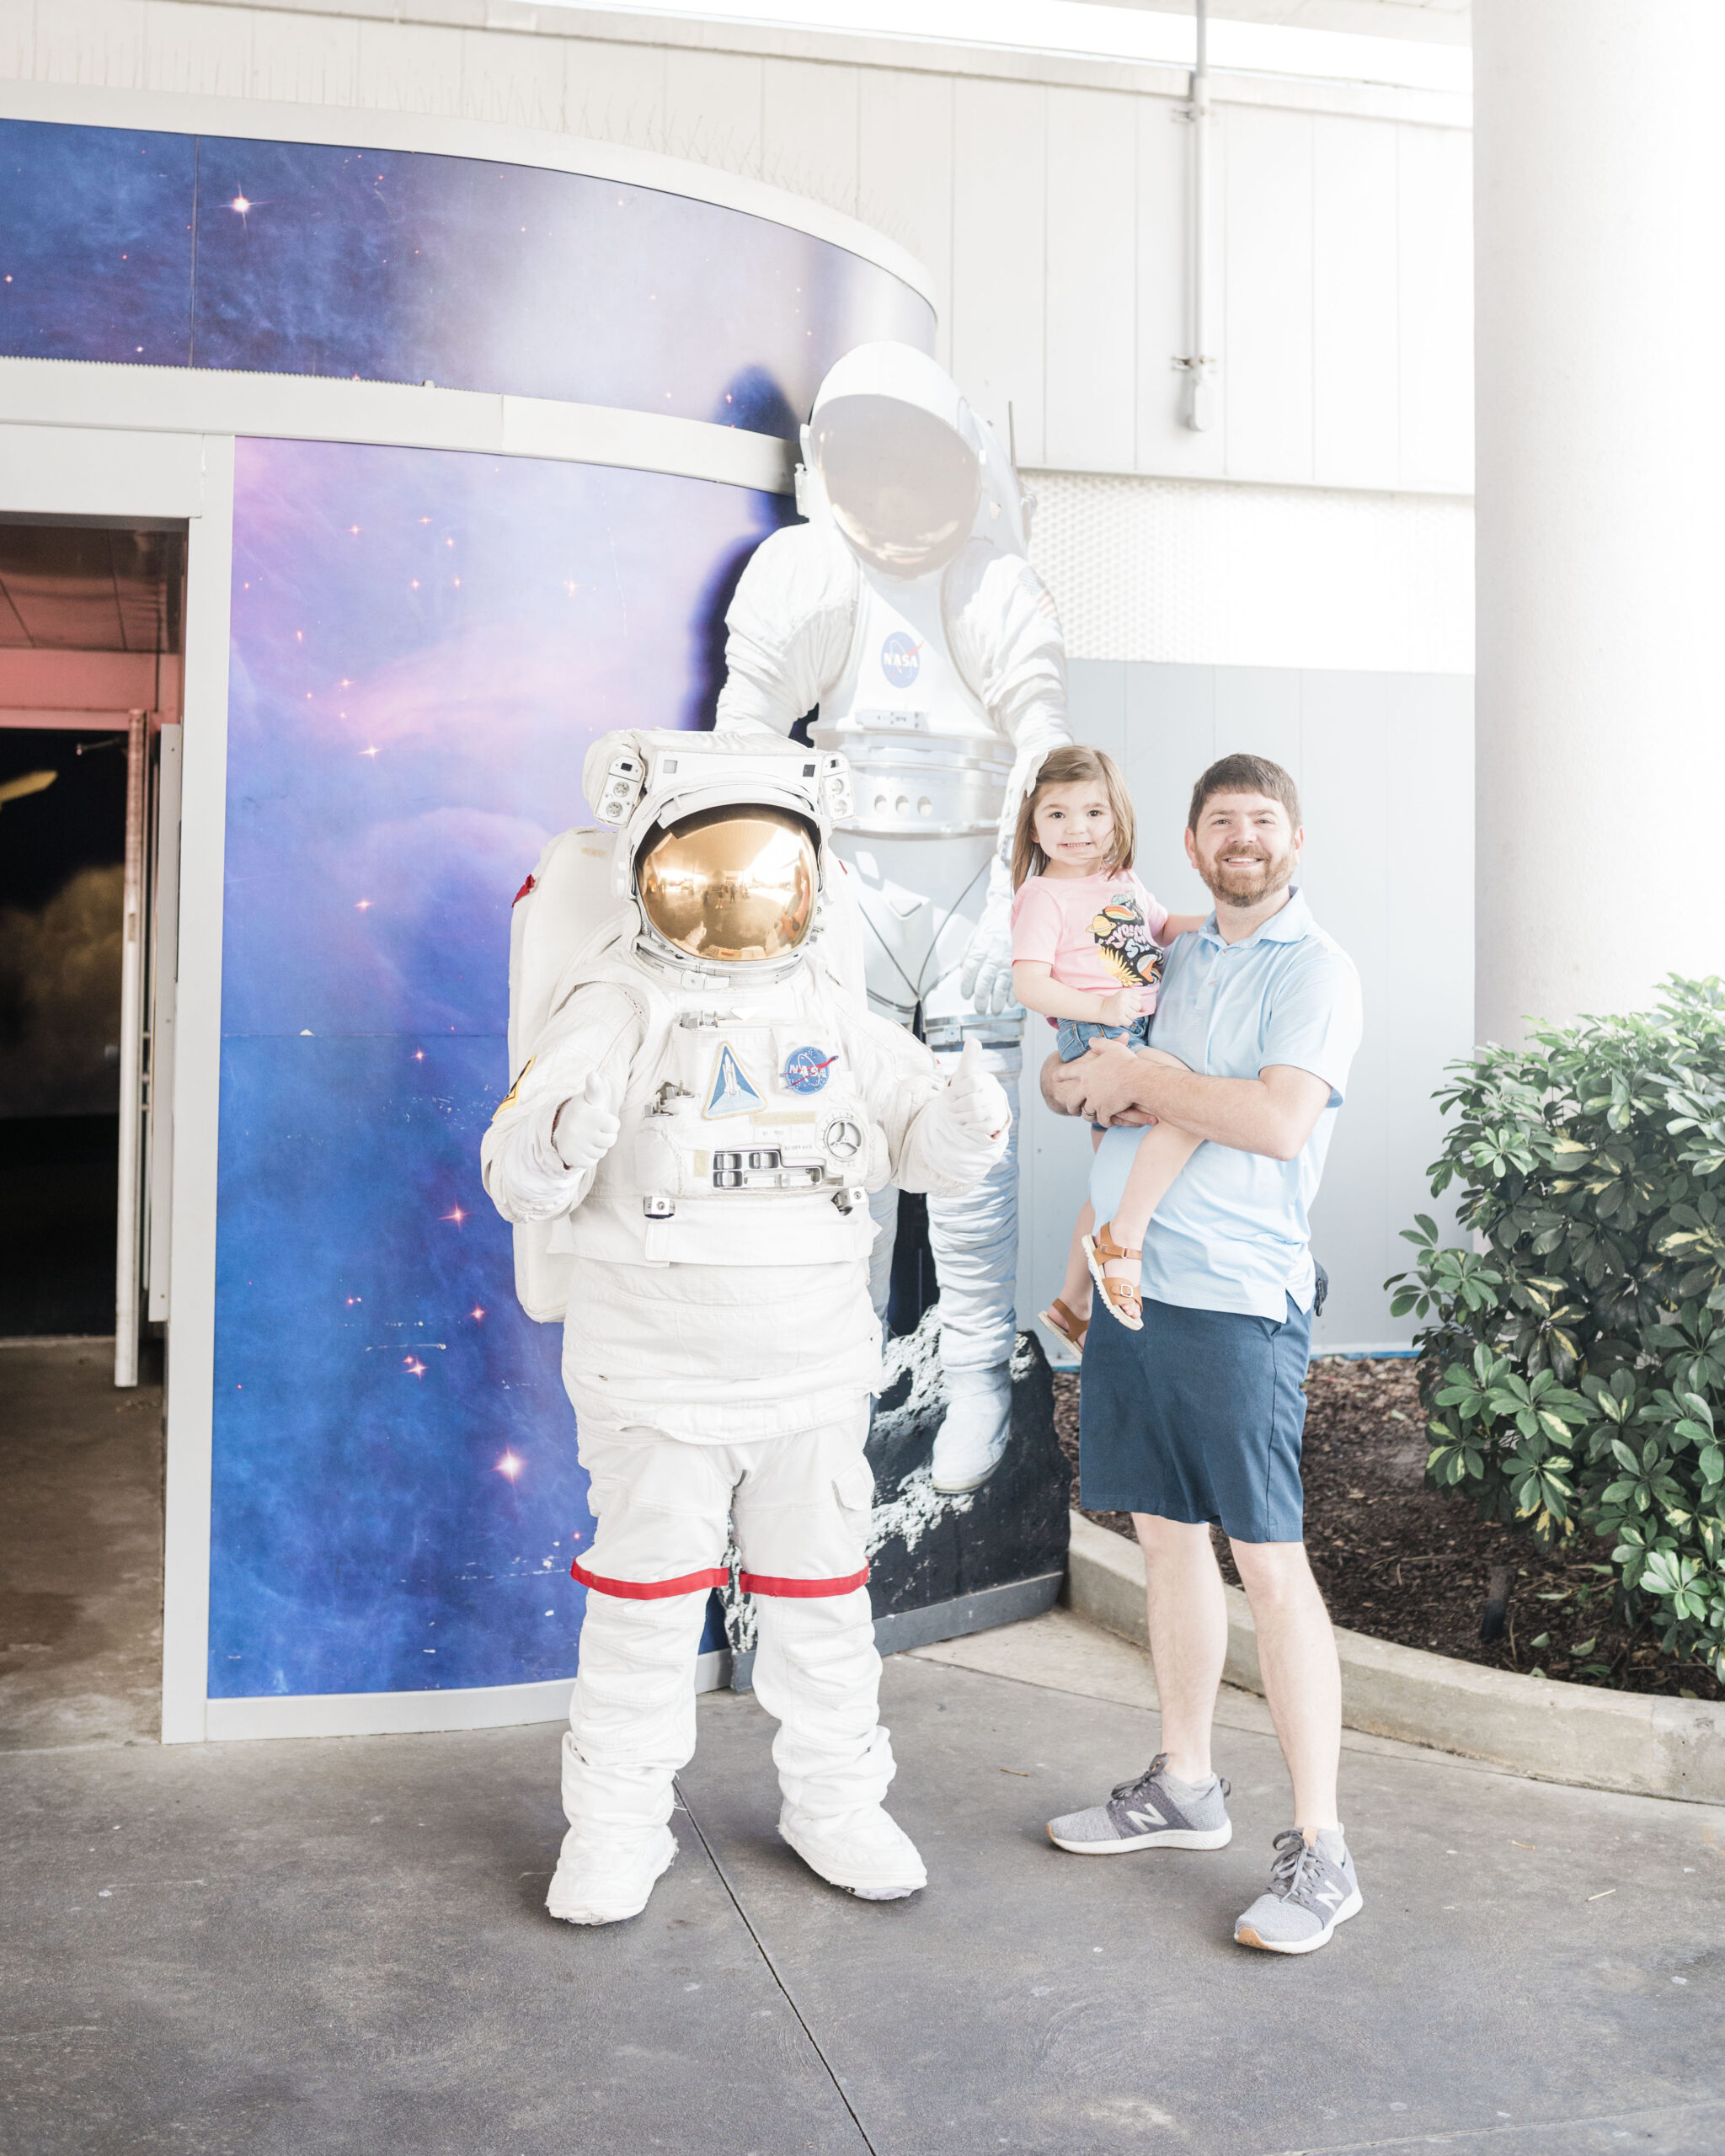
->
xmin=0 ymin=3 xmax=1475 ymax=499
xmin=1044 ymin=86 xmax=1137 ymax=475
xmin=950 ymin=76 xmax=1049 ymax=466
xmin=857 ymin=68 xmax=956 ymax=371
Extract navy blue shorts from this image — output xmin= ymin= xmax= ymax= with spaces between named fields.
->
xmin=1078 ymin=1292 xmax=1311 ymax=1544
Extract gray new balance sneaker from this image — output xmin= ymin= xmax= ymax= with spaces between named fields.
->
xmin=1046 ymin=1753 xmax=1232 ymax=1854
xmin=1234 ymin=1827 xmax=1363 ymax=1954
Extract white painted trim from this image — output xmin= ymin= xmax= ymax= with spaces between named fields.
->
xmin=0 ymin=80 xmax=936 ymax=307
xmin=0 ymin=361 xmax=797 ymax=497
xmin=207 ymin=1676 xmax=574 ymax=1742
xmin=159 ymin=436 xmax=236 ymax=1746
xmin=0 ymin=423 xmax=217 ymax=1739
xmin=202 ymin=1650 xmax=731 ymax=1742
xmin=0 ymin=422 xmax=211 ymax=521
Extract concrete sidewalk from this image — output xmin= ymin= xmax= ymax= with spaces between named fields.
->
xmin=4 ymin=1616 xmax=1723 ymax=2156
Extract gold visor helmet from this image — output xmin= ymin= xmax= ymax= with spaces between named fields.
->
xmin=635 ymin=803 xmax=819 ymax=965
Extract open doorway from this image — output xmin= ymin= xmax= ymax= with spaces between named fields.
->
xmin=0 ymin=518 xmax=185 ymax=1748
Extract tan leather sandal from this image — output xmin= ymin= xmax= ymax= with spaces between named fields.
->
xmin=1039 ymin=1297 xmax=1090 ymax=1353
xmin=1082 ymin=1221 xmax=1144 ymax=1331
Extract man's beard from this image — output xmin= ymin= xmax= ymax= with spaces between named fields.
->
xmin=1198 ymin=841 xmax=1295 ymax=909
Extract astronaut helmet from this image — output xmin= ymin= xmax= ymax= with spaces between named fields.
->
xmin=801 ymin=342 xmax=1031 ymax=577
xmin=583 ymin=728 xmax=855 ymax=979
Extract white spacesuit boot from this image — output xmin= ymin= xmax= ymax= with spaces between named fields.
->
xmin=481 ymin=728 xmax=1011 ymax=1927
xmin=756 ymin=1589 xmax=927 ymax=1899
xmin=714 ymin=341 xmax=1073 ymax=1494
xmin=548 ymin=1590 xmax=703 ymax=1924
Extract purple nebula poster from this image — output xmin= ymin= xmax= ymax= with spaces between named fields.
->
xmin=0 ymin=118 xmax=933 ymax=437
xmin=210 ymin=437 xmax=786 ymax=1698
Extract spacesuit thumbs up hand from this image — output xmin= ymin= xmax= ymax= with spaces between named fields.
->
xmin=942 ymin=1037 xmax=1012 ymax=1145
xmin=551 ymin=1067 xmax=624 ymax=1176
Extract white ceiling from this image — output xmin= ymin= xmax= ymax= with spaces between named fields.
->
xmin=1115 ymin=0 xmax=1468 ymax=45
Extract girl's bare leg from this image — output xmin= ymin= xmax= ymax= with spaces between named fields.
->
xmin=1097 ymin=1050 xmax=1200 ymax=1299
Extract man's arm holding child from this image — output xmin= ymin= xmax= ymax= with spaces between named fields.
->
xmin=1048 ymin=934 xmax=1360 ymax=1161
xmin=1046 ymin=1042 xmax=1332 ymax=1163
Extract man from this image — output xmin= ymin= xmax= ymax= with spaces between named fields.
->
xmin=1041 ymin=753 xmax=1365 ymax=1956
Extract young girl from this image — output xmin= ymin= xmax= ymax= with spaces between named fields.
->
xmin=1009 ymin=745 xmax=1206 ymax=1337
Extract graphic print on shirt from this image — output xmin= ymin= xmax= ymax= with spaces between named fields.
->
xmin=1090 ymin=894 xmax=1165 ymax=992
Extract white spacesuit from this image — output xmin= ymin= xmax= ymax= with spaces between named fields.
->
xmin=481 ymin=728 xmax=1009 ymax=1926
xmin=714 ymin=341 xmax=1071 ymax=1493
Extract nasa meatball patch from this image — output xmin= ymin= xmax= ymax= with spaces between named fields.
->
xmin=782 ymin=1045 xmax=836 ymax=1094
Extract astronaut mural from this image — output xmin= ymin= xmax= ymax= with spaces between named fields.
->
xmin=715 ymin=342 xmax=1075 ymax=1497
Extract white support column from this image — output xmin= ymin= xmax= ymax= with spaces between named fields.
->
xmin=1474 ymin=0 xmax=1725 ymax=1044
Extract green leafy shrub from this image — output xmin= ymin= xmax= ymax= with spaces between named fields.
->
xmin=1388 ymin=978 xmax=1725 ymax=1684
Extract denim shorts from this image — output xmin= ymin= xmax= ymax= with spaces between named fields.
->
xmin=1055 ymin=1013 xmax=1151 ymax=1062
xmin=1077 ymin=1291 xmax=1312 ymax=1544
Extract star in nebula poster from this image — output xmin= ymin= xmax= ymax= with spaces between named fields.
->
xmin=209 ymin=438 xmax=786 ymax=1698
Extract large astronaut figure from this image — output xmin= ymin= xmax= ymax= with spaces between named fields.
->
xmin=715 ymin=342 xmax=1071 ymax=1493
xmin=482 ymin=728 xmax=1008 ymax=1925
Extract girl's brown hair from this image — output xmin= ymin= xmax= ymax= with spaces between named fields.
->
xmin=1011 ymin=744 xmax=1137 ymax=889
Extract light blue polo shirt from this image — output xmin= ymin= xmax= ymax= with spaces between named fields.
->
xmin=1089 ymin=887 xmax=1362 ymax=1321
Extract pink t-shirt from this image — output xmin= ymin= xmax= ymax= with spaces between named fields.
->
xmin=1010 ymin=870 xmax=1172 ymax=1013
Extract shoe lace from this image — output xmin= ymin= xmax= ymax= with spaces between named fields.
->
xmin=1268 ymin=1828 xmax=1325 ymax=1902
xmin=1111 ymin=1753 xmax=1231 ymax=1803
xmin=1111 ymin=1753 xmax=1167 ymax=1803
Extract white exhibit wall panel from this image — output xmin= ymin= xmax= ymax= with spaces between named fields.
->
xmin=1028 ymin=470 xmax=1474 ymax=674
xmin=0 ymin=0 xmax=1475 ymax=498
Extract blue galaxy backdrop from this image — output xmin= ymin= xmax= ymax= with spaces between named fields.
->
xmin=211 ymin=439 xmax=788 ymax=1697
xmin=0 ymin=118 xmax=932 ymax=433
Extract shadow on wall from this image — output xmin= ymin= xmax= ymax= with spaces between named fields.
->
xmin=685 ymin=368 xmax=803 ymax=729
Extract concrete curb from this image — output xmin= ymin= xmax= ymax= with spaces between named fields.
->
xmin=1064 ymin=1512 xmax=1725 ymax=1806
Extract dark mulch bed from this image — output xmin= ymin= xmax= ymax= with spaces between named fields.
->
xmin=1051 ymin=1357 xmax=1722 ymax=1703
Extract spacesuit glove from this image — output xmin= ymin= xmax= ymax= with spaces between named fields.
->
xmin=551 ymin=1068 xmax=623 ymax=1175
xmin=942 ymin=1037 xmax=1012 ymax=1144
xmin=959 ymin=853 xmax=1017 ymax=1017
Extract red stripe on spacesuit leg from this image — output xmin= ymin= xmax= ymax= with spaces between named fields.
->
xmin=569 ymin=1557 xmax=728 ymax=1598
xmin=737 ymin=1566 xmax=870 ymax=1598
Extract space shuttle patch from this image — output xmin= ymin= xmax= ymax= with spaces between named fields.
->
xmin=704 ymin=1043 xmax=765 ymax=1119
xmin=492 ymin=1056 xmax=534 ymax=1121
